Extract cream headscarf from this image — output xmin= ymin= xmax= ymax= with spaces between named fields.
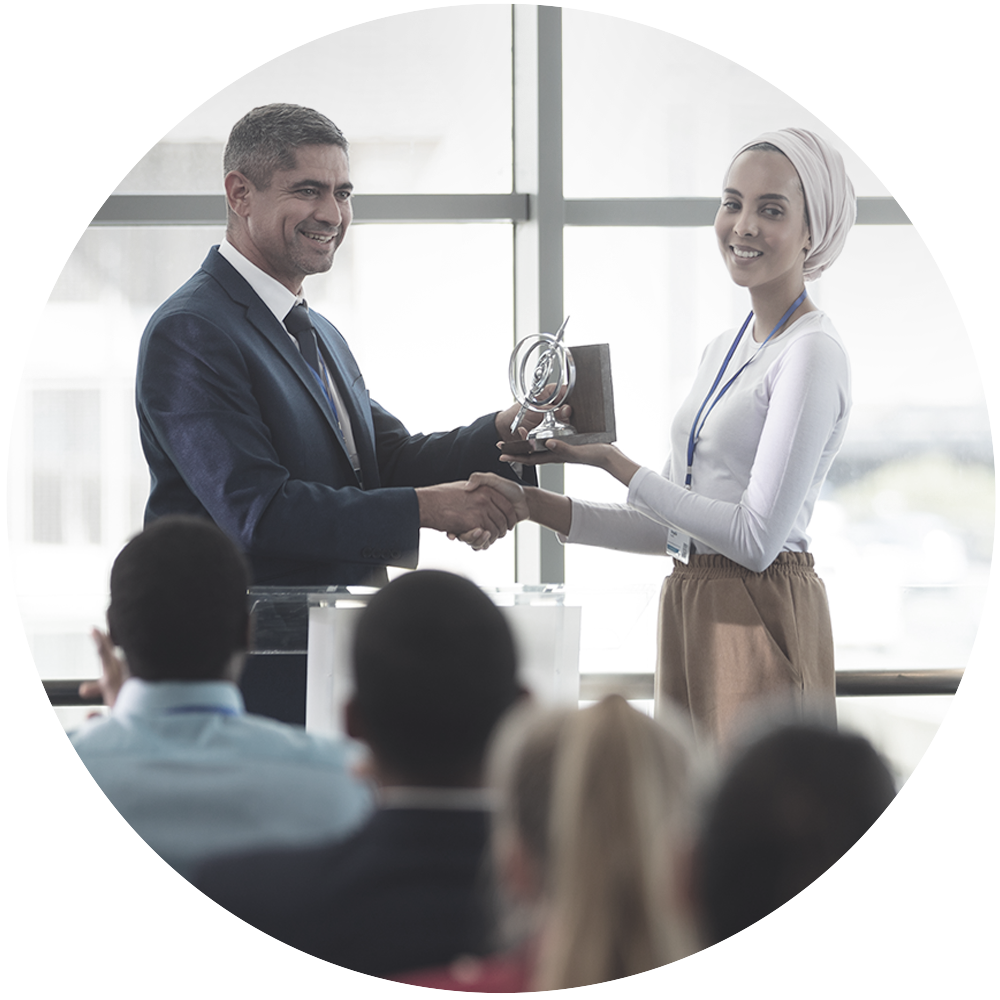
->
xmin=730 ymin=128 xmax=856 ymax=281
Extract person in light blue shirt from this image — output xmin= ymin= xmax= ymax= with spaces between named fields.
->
xmin=70 ymin=515 xmax=373 ymax=880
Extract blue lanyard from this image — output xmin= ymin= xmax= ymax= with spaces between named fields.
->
xmin=685 ymin=290 xmax=807 ymax=489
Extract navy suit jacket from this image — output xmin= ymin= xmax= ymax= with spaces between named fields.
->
xmin=194 ymin=806 xmax=494 ymax=978
xmin=137 ymin=248 xmax=528 ymax=585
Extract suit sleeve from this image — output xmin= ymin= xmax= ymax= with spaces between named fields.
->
xmin=368 ymin=399 xmax=536 ymax=489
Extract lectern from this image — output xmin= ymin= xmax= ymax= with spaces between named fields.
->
xmin=249 ymin=585 xmax=581 ymax=734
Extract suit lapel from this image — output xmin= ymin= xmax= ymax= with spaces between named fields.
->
xmin=202 ymin=249 xmax=358 ymax=464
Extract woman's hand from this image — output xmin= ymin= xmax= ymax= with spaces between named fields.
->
xmin=501 ymin=438 xmax=614 ymax=467
xmin=449 ymin=473 xmax=530 ymax=550
xmin=500 ymin=438 xmax=642 ymax=487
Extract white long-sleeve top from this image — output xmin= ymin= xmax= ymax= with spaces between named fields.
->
xmin=565 ymin=311 xmax=851 ymax=573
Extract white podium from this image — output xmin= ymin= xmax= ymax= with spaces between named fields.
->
xmin=304 ymin=585 xmax=581 ymax=737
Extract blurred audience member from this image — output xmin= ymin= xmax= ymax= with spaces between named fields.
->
xmin=395 ymin=702 xmax=571 ymax=991
xmin=195 ymin=569 xmax=524 ymax=978
xmin=535 ymin=695 xmax=700 ymax=988
xmin=70 ymin=515 xmax=372 ymax=879
xmin=399 ymin=695 xmax=701 ymax=991
xmin=695 ymin=722 xmax=896 ymax=944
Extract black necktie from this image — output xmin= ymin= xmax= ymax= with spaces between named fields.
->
xmin=284 ymin=301 xmax=340 ymax=427
xmin=284 ymin=301 xmax=323 ymax=373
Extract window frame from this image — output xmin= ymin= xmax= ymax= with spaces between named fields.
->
xmin=84 ymin=5 xmax=907 ymax=584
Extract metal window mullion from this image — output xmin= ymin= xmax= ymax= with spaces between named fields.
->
xmin=90 ymin=192 xmax=530 ymax=227
xmin=91 ymin=194 xmax=907 ymax=229
xmin=564 ymin=196 xmax=909 ymax=227
xmin=513 ymin=3 xmax=566 ymax=585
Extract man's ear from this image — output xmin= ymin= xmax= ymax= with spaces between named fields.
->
xmin=224 ymin=652 xmax=246 ymax=685
xmin=224 ymin=170 xmax=254 ymax=218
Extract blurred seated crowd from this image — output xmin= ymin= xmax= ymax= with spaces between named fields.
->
xmin=68 ymin=516 xmax=897 ymax=991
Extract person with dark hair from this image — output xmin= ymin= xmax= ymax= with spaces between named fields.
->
xmin=195 ymin=569 xmax=525 ymax=979
xmin=136 ymin=102 xmax=556 ymax=722
xmin=70 ymin=516 xmax=372 ymax=879
xmin=694 ymin=722 xmax=896 ymax=944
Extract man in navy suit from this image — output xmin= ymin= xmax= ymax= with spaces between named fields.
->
xmin=138 ymin=103 xmax=534 ymax=590
xmin=137 ymin=105 xmax=541 ymax=720
xmin=195 ymin=570 xmax=525 ymax=979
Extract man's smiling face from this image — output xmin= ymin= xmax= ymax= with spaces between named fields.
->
xmin=227 ymin=143 xmax=354 ymax=294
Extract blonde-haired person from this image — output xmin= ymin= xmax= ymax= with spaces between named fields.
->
xmin=396 ymin=695 xmax=700 ymax=991
xmin=467 ymin=128 xmax=856 ymax=750
xmin=535 ymin=695 xmax=700 ymax=989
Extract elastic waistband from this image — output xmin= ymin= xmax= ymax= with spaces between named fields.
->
xmin=670 ymin=551 xmax=815 ymax=580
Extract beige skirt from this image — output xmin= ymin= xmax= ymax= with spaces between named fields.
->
xmin=656 ymin=551 xmax=836 ymax=750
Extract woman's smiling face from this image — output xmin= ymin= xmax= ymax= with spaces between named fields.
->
xmin=714 ymin=149 xmax=811 ymax=298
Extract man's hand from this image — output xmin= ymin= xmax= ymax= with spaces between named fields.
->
xmin=495 ymin=393 xmax=573 ymax=444
xmin=78 ymin=627 xmax=128 ymax=709
xmin=416 ymin=481 xmax=518 ymax=544
xmin=451 ymin=473 xmax=530 ymax=550
xmin=466 ymin=472 xmax=529 ymax=519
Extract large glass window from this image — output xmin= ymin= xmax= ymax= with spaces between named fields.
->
xmin=562 ymin=8 xmax=887 ymax=198
xmin=31 ymin=389 xmax=102 ymax=545
xmin=114 ymin=5 xmax=514 ymax=196
xmin=562 ymin=224 xmax=991 ymax=740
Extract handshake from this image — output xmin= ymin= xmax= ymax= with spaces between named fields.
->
xmin=415 ymin=473 xmax=529 ymax=551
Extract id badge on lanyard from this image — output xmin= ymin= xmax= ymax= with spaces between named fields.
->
xmin=666 ymin=526 xmax=691 ymax=563
xmin=671 ymin=290 xmax=807 ymax=564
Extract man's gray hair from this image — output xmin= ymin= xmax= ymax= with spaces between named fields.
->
xmin=224 ymin=103 xmax=348 ymax=189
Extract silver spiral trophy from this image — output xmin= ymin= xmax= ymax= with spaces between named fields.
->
xmin=508 ymin=316 xmax=578 ymax=451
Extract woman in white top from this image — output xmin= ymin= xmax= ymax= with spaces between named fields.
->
xmin=466 ymin=128 xmax=856 ymax=749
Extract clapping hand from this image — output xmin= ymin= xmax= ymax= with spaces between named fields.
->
xmin=78 ymin=627 xmax=128 ymax=709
